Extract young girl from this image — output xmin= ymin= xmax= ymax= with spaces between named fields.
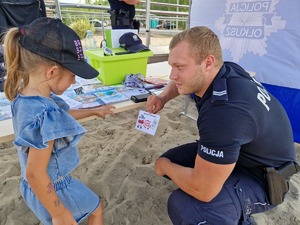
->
xmin=3 ymin=17 xmax=114 ymax=225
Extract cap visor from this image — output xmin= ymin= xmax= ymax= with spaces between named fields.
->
xmin=127 ymin=44 xmax=149 ymax=53
xmin=63 ymin=61 xmax=99 ymax=79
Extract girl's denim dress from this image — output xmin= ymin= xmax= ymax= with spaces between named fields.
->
xmin=11 ymin=94 xmax=100 ymax=225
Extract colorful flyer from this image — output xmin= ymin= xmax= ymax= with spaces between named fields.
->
xmin=135 ymin=110 xmax=160 ymax=136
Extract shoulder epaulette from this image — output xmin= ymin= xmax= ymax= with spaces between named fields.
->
xmin=211 ymin=78 xmax=228 ymax=102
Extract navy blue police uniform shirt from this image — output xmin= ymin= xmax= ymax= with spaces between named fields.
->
xmin=108 ymin=0 xmax=135 ymax=21
xmin=194 ymin=62 xmax=296 ymax=171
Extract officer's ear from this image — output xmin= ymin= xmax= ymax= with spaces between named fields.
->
xmin=203 ymin=55 xmax=215 ymax=71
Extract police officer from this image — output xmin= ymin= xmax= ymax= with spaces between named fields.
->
xmin=108 ymin=0 xmax=140 ymax=30
xmin=146 ymin=26 xmax=298 ymax=225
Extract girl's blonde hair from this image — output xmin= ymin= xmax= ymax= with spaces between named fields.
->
xmin=169 ymin=26 xmax=223 ymax=68
xmin=3 ymin=28 xmax=57 ymax=101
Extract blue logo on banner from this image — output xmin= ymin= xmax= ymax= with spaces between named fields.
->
xmin=215 ymin=0 xmax=286 ymax=61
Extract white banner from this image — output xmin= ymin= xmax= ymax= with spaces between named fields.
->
xmin=190 ymin=0 xmax=300 ymax=90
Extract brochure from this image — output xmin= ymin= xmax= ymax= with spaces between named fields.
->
xmin=93 ymin=88 xmax=129 ymax=104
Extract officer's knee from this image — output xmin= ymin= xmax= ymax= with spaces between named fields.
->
xmin=167 ymin=190 xmax=191 ymax=224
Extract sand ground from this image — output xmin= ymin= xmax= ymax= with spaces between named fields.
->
xmin=0 ymin=96 xmax=300 ymax=225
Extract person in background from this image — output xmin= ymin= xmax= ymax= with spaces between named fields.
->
xmin=3 ymin=17 xmax=115 ymax=225
xmin=146 ymin=26 xmax=299 ymax=225
xmin=108 ymin=0 xmax=140 ymax=31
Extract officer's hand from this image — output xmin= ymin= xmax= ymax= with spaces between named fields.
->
xmin=155 ymin=157 xmax=170 ymax=177
xmin=121 ymin=0 xmax=140 ymax=5
xmin=146 ymin=95 xmax=165 ymax=114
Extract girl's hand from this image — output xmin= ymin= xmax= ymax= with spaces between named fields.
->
xmin=94 ymin=105 xmax=115 ymax=119
xmin=68 ymin=105 xmax=115 ymax=120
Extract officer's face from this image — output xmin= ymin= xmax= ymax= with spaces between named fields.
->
xmin=168 ymin=41 xmax=208 ymax=97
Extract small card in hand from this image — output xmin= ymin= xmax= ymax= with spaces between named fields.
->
xmin=135 ymin=110 xmax=160 ymax=135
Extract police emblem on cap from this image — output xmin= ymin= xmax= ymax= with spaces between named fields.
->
xmin=132 ymin=34 xmax=139 ymax=41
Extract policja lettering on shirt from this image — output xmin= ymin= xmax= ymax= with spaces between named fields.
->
xmin=200 ymin=145 xmax=224 ymax=158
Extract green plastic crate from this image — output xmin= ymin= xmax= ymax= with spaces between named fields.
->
xmin=85 ymin=48 xmax=153 ymax=85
